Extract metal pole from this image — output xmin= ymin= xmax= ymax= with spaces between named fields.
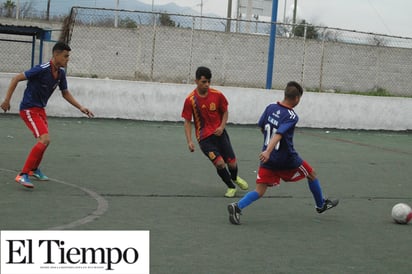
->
xmin=265 ymin=0 xmax=279 ymax=89
xmin=31 ymin=35 xmax=35 ymax=67
xmin=16 ymin=0 xmax=19 ymax=19
xmin=200 ymin=0 xmax=203 ymax=29
xmin=226 ymin=0 xmax=232 ymax=32
xmin=292 ymin=0 xmax=297 ymax=34
xmin=46 ymin=0 xmax=51 ymax=21
xmin=114 ymin=0 xmax=119 ymax=27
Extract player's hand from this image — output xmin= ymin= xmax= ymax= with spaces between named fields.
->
xmin=80 ymin=107 xmax=94 ymax=118
xmin=259 ymin=150 xmax=270 ymax=163
xmin=1 ymin=100 xmax=10 ymax=112
xmin=214 ymin=127 xmax=224 ymax=136
xmin=188 ymin=142 xmax=195 ymax=152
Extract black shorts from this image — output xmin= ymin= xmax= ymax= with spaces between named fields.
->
xmin=199 ymin=129 xmax=236 ymax=164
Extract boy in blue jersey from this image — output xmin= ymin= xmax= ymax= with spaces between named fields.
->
xmin=1 ymin=42 xmax=94 ymax=188
xmin=227 ymin=81 xmax=338 ymax=225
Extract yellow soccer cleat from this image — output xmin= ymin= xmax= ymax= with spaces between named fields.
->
xmin=233 ymin=176 xmax=248 ymax=190
xmin=224 ymin=188 xmax=237 ymax=198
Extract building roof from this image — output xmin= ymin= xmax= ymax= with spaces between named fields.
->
xmin=0 ymin=24 xmax=46 ymax=38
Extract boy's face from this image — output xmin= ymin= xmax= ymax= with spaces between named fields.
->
xmin=195 ymin=76 xmax=210 ymax=94
xmin=54 ymin=50 xmax=70 ymax=68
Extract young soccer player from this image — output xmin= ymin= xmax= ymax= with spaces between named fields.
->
xmin=181 ymin=66 xmax=248 ymax=197
xmin=227 ymin=81 xmax=338 ymax=224
xmin=1 ymin=42 xmax=94 ymax=188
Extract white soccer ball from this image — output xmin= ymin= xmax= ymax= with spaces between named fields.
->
xmin=391 ymin=203 xmax=412 ymax=224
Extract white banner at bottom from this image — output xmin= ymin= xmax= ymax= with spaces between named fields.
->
xmin=0 ymin=230 xmax=149 ymax=274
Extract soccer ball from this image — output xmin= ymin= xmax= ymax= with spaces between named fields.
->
xmin=391 ymin=203 xmax=412 ymax=224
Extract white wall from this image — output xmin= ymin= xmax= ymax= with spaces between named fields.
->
xmin=1 ymin=73 xmax=411 ymax=130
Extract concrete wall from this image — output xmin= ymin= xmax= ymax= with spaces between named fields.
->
xmin=1 ymin=17 xmax=412 ymax=96
xmin=1 ymin=73 xmax=411 ymax=131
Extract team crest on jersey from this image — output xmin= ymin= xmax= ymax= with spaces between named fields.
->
xmin=208 ymin=152 xmax=216 ymax=160
xmin=209 ymin=103 xmax=216 ymax=111
xmin=272 ymin=110 xmax=280 ymax=118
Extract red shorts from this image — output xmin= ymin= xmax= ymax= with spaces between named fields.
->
xmin=20 ymin=108 xmax=48 ymax=138
xmin=256 ymin=160 xmax=313 ymax=186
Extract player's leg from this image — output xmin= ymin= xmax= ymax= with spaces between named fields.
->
xmin=299 ymin=161 xmax=339 ymax=213
xmin=199 ymin=136 xmax=237 ymax=197
xmin=28 ymin=133 xmax=50 ymax=180
xmin=214 ymin=158 xmax=238 ymax=197
xmin=17 ymin=108 xmax=50 ymax=187
xmin=307 ymin=172 xmax=339 ymax=213
xmin=219 ymin=130 xmax=248 ymax=190
xmin=228 ymin=167 xmax=277 ymax=224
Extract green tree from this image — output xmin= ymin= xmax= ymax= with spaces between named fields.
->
xmin=294 ymin=20 xmax=319 ymax=39
xmin=3 ymin=0 xmax=16 ymax=17
xmin=120 ymin=17 xmax=137 ymax=28
xmin=159 ymin=13 xmax=175 ymax=27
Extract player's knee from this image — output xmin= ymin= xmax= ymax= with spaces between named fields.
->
xmin=307 ymin=171 xmax=317 ymax=181
xmin=38 ymin=135 xmax=50 ymax=146
xmin=214 ymin=161 xmax=226 ymax=170
xmin=227 ymin=161 xmax=237 ymax=169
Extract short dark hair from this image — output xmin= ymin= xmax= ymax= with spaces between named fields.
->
xmin=53 ymin=41 xmax=71 ymax=52
xmin=195 ymin=66 xmax=212 ymax=80
xmin=285 ymin=81 xmax=303 ymax=98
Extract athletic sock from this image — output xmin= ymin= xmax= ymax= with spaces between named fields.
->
xmin=238 ymin=191 xmax=260 ymax=209
xmin=21 ymin=142 xmax=48 ymax=174
xmin=228 ymin=165 xmax=238 ymax=181
xmin=217 ymin=167 xmax=236 ymax=188
xmin=308 ymin=178 xmax=324 ymax=208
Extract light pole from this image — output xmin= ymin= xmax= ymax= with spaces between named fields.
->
xmin=200 ymin=0 xmax=203 ymax=29
xmin=46 ymin=0 xmax=51 ymax=21
xmin=292 ymin=0 xmax=297 ymax=34
xmin=16 ymin=0 xmax=19 ymax=19
xmin=225 ymin=0 xmax=232 ymax=32
xmin=114 ymin=0 xmax=119 ymax=27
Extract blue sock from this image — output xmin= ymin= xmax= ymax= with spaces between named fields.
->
xmin=238 ymin=191 xmax=260 ymax=209
xmin=308 ymin=178 xmax=324 ymax=208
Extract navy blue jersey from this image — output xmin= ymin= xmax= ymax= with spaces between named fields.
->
xmin=20 ymin=61 xmax=68 ymax=110
xmin=257 ymin=102 xmax=303 ymax=170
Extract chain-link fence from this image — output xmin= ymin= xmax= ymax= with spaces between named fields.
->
xmin=1 ymin=6 xmax=412 ymax=96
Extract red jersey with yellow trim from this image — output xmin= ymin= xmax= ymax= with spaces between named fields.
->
xmin=181 ymin=88 xmax=228 ymax=142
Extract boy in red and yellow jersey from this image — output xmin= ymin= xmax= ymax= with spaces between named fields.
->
xmin=182 ymin=66 xmax=248 ymax=197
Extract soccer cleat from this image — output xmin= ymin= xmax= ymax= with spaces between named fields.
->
xmin=316 ymin=198 xmax=339 ymax=213
xmin=228 ymin=203 xmax=242 ymax=225
xmin=29 ymin=168 xmax=49 ymax=181
xmin=15 ymin=174 xmax=34 ymax=188
xmin=224 ymin=188 xmax=237 ymax=198
xmin=233 ymin=176 xmax=249 ymax=190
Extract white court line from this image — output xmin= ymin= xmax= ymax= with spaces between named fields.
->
xmin=0 ymin=168 xmax=109 ymax=230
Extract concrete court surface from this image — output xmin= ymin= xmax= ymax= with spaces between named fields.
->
xmin=0 ymin=114 xmax=411 ymax=274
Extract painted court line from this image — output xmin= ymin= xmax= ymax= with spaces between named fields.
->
xmin=0 ymin=168 xmax=109 ymax=230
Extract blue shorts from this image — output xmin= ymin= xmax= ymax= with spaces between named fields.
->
xmin=199 ymin=130 xmax=236 ymax=164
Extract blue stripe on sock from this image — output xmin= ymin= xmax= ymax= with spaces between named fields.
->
xmin=238 ymin=191 xmax=260 ymax=209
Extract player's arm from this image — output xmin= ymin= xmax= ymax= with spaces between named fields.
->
xmin=184 ymin=119 xmax=195 ymax=152
xmin=1 ymin=73 xmax=26 ymax=112
xmin=215 ymin=110 xmax=228 ymax=136
xmin=259 ymin=133 xmax=282 ymax=163
xmin=61 ymin=90 xmax=94 ymax=118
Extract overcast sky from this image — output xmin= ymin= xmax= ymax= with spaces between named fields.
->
xmin=140 ymin=0 xmax=412 ymax=37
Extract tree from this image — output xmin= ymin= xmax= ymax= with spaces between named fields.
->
xmin=120 ymin=17 xmax=137 ymax=28
xmin=159 ymin=13 xmax=175 ymax=27
xmin=3 ymin=0 xmax=16 ymax=17
xmin=293 ymin=20 xmax=319 ymax=39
